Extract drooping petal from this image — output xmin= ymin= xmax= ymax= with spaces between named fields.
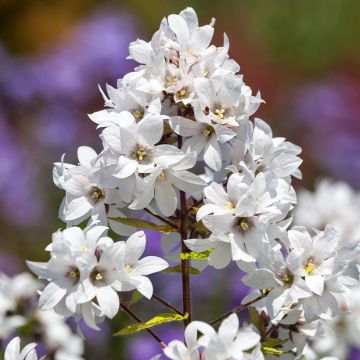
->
xmin=96 ymin=286 xmax=120 ymax=319
xmin=155 ymin=180 xmax=177 ymax=216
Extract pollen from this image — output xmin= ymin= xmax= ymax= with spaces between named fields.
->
xmin=90 ymin=186 xmax=105 ymax=200
xmin=176 ymin=89 xmax=187 ymax=98
xmin=235 ymin=217 xmax=250 ymax=232
xmin=225 ymin=201 xmax=235 ymax=210
xmin=215 ymin=108 xmax=225 ymax=120
xmin=204 ymin=69 xmax=209 ymax=77
xmin=133 ymin=110 xmax=144 ymax=119
xmin=95 ymin=272 xmax=103 ymax=281
xmin=165 ymin=76 xmax=178 ymax=86
xmin=282 ymin=274 xmax=294 ymax=284
xmin=158 ymin=171 xmax=166 ymax=181
xmin=304 ymin=261 xmax=315 ymax=274
xmin=124 ymin=265 xmax=132 ymax=273
xmin=68 ymin=269 xmax=79 ymax=279
xmin=136 ymin=149 xmax=148 ymax=161
xmin=202 ymin=126 xmax=214 ymax=137
xmin=81 ymin=245 xmax=88 ymax=252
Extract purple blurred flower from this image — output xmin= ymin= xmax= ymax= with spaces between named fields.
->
xmin=0 ymin=253 xmax=21 ymax=275
xmin=350 ymin=347 xmax=360 ymax=360
xmin=0 ymin=9 xmax=139 ymax=225
xmin=0 ymin=110 xmax=42 ymax=225
xmin=6 ymin=11 xmax=137 ymax=104
xmin=292 ymin=77 xmax=360 ymax=186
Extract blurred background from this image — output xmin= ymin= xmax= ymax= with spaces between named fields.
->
xmin=0 ymin=0 xmax=359 ymax=358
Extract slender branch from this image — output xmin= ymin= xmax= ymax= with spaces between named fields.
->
xmin=187 ymin=197 xmax=204 ymax=212
xmin=209 ymin=292 xmax=269 ymax=326
xmin=152 ymin=294 xmax=183 ymax=315
xmin=177 ymin=134 xmax=192 ymax=326
xmin=144 ymin=208 xmax=177 ymax=229
xmin=120 ymin=303 xmax=166 ymax=348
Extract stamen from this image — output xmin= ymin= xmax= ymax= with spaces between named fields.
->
xmin=215 ymin=108 xmax=225 ymax=119
xmin=68 ymin=269 xmax=79 ymax=279
xmin=304 ymin=261 xmax=315 ymax=274
xmin=202 ymin=126 xmax=214 ymax=137
xmin=225 ymin=201 xmax=235 ymax=210
xmin=95 ymin=273 xmax=103 ymax=281
xmin=158 ymin=171 xmax=165 ymax=181
xmin=176 ymin=89 xmax=187 ymax=98
xmin=133 ymin=110 xmax=144 ymax=119
xmin=282 ymin=274 xmax=294 ymax=284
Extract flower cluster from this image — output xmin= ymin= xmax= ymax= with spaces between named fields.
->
xmin=0 ymin=272 xmax=84 ymax=360
xmin=22 ymin=7 xmax=360 ymax=360
xmin=28 ymin=227 xmax=168 ymax=329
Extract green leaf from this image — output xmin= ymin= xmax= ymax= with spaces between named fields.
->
xmin=249 ymin=307 xmax=266 ymax=339
xmin=114 ymin=312 xmax=188 ymax=336
xmin=180 ymin=248 xmax=214 ymax=260
xmin=109 ymin=217 xmax=177 ymax=233
xmin=261 ymin=346 xmax=285 ymax=355
xmin=163 ymin=265 xmax=201 ymax=275
xmin=262 ymin=337 xmax=286 ymax=348
xmin=123 ymin=290 xmax=143 ymax=307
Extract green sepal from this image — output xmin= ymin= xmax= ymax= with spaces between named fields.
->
xmin=180 ymin=248 xmax=214 ymax=260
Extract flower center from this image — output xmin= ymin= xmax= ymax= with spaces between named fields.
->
xmin=282 ymin=274 xmax=294 ymax=284
xmin=68 ymin=269 xmax=80 ymax=279
xmin=158 ymin=171 xmax=166 ymax=181
xmin=133 ymin=110 xmax=144 ymax=120
xmin=91 ymin=268 xmax=105 ymax=284
xmin=124 ymin=265 xmax=133 ymax=273
xmin=215 ymin=108 xmax=225 ymax=119
xmin=202 ymin=126 xmax=214 ymax=137
xmin=304 ymin=259 xmax=315 ymax=274
xmin=131 ymin=144 xmax=153 ymax=165
xmin=165 ymin=76 xmax=178 ymax=87
xmin=235 ymin=217 xmax=250 ymax=232
xmin=225 ymin=201 xmax=235 ymax=210
xmin=89 ymin=186 xmax=105 ymax=201
xmin=176 ymin=89 xmax=187 ymax=98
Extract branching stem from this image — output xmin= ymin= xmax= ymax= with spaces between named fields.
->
xmin=177 ymin=134 xmax=192 ymax=326
xmin=209 ymin=292 xmax=269 ymax=326
xmin=152 ymin=294 xmax=184 ymax=315
xmin=120 ymin=303 xmax=166 ymax=348
xmin=144 ymin=208 xmax=177 ymax=228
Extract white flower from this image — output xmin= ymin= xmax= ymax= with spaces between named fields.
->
xmin=102 ymin=112 xmax=186 ymax=176
xmin=294 ymin=179 xmax=360 ymax=246
xmin=36 ymin=310 xmax=84 ymax=360
xmin=27 ymin=226 xmax=120 ymax=318
xmin=287 ymin=225 xmax=360 ymax=321
xmin=231 ymin=118 xmax=302 ymax=181
xmin=4 ymin=337 xmax=39 ymax=360
xmin=129 ymin=151 xmax=206 ymax=216
xmin=163 ymin=314 xmax=263 ymax=360
xmin=242 ymin=244 xmax=312 ymax=320
xmin=169 ymin=116 xmax=235 ymax=171
xmin=54 ymin=147 xmax=124 ymax=225
xmin=118 ymin=231 xmax=169 ymax=299
xmin=0 ymin=273 xmax=40 ymax=338
xmin=193 ymin=75 xmax=262 ymax=127
xmin=196 ymin=169 xmax=292 ymax=264
xmin=128 ymin=7 xmax=215 ymax=67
